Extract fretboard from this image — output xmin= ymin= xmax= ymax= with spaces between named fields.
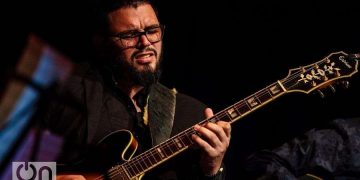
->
xmin=115 ymin=80 xmax=287 ymax=178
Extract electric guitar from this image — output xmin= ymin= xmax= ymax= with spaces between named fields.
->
xmin=77 ymin=51 xmax=359 ymax=179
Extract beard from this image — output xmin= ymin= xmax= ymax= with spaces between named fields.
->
xmin=112 ymin=47 xmax=162 ymax=88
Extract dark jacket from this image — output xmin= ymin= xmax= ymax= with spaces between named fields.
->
xmin=42 ymin=63 xmax=225 ymax=179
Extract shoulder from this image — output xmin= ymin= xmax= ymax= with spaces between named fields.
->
xmin=176 ymin=92 xmax=207 ymax=111
xmin=167 ymin=86 xmax=207 ymax=134
xmin=152 ymin=83 xmax=207 ymax=110
xmin=64 ymin=62 xmax=103 ymax=87
xmin=57 ymin=62 xmax=105 ymax=97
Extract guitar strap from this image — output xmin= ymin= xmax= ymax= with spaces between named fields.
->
xmin=146 ymin=83 xmax=177 ymax=146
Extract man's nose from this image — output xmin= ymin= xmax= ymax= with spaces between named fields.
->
xmin=137 ymin=34 xmax=152 ymax=48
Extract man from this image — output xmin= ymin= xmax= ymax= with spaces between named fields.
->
xmin=43 ymin=0 xmax=231 ymax=179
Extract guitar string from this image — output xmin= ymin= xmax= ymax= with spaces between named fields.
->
xmin=105 ymin=58 xmax=333 ymax=179
xmin=216 ymin=53 xmax=356 ymax=123
xmin=213 ymin=57 xmax=343 ymax=122
xmin=104 ymin=56 xmax=345 ymax=179
xmin=106 ymin=129 xmax=196 ymax=179
xmin=104 ymin=128 xmax=197 ymax=179
xmin=99 ymin=133 xmax=190 ymax=178
xmin=104 ymin=58 xmax=327 ymax=179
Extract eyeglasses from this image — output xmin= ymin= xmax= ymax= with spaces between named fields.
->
xmin=111 ymin=25 xmax=165 ymax=48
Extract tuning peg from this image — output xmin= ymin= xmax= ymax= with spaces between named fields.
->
xmin=349 ymin=54 xmax=360 ymax=60
xmin=329 ymin=85 xmax=336 ymax=93
xmin=317 ymin=89 xmax=325 ymax=98
xmin=342 ymin=81 xmax=350 ymax=89
xmin=312 ymin=81 xmax=317 ymax=87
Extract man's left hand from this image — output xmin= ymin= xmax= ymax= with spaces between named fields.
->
xmin=192 ymin=108 xmax=231 ymax=176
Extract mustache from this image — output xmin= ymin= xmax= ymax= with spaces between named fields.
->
xmin=131 ymin=47 xmax=157 ymax=60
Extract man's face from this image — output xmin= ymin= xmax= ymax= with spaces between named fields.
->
xmin=107 ymin=4 xmax=163 ymax=86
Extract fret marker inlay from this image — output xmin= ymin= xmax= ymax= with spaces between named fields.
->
xmin=174 ymin=138 xmax=183 ymax=148
xmin=270 ymin=85 xmax=280 ymax=94
xmin=227 ymin=108 xmax=239 ymax=118
xmin=247 ymin=97 xmax=258 ymax=107
xmin=157 ymin=148 xmax=165 ymax=158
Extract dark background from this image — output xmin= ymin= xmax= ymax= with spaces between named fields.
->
xmin=2 ymin=0 xmax=359 ymax=179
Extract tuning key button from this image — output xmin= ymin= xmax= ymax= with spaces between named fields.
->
xmin=312 ymin=81 xmax=317 ymax=87
xmin=342 ymin=81 xmax=350 ymax=89
xmin=317 ymin=89 xmax=325 ymax=98
xmin=329 ymin=85 xmax=336 ymax=93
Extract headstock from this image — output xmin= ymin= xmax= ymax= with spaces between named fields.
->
xmin=281 ymin=51 xmax=359 ymax=95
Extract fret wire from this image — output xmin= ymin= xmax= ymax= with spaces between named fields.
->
xmin=133 ymin=151 xmax=152 ymax=167
xmin=123 ymin=159 xmax=136 ymax=175
xmin=244 ymin=99 xmax=252 ymax=109
xmin=120 ymin=133 xmax=193 ymax=178
xmin=120 ymin=161 xmax=134 ymax=177
xmin=258 ymin=89 xmax=273 ymax=103
xmin=107 ymin=165 xmax=122 ymax=179
xmin=266 ymin=88 xmax=274 ymax=98
xmin=110 ymin=82 xmax=286 ymax=179
xmin=137 ymin=160 xmax=146 ymax=173
xmin=216 ymin=111 xmax=228 ymax=121
xmin=232 ymin=102 xmax=242 ymax=116
xmin=175 ymin=133 xmax=187 ymax=147
xmin=233 ymin=103 xmax=246 ymax=115
xmin=224 ymin=109 xmax=232 ymax=119
xmin=126 ymin=142 xmax=173 ymax=177
xmin=126 ymin=157 xmax=140 ymax=172
xmin=254 ymin=91 xmax=263 ymax=103
xmin=213 ymin=88 xmax=275 ymax=124
xmin=138 ymin=151 xmax=152 ymax=169
xmin=129 ymin=149 xmax=157 ymax=173
xmin=116 ymin=165 xmax=129 ymax=179
xmin=126 ymin=164 xmax=136 ymax=177
xmin=214 ymin=115 xmax=221 ymax=122
xmin=126 ymin=132 xmax=190 ymax=174
xmin=179 ymin=132 xmax=192 ymax=145
xmin=209 ymin=116 xmax=216 ymax=123
xmin=234 ymin=100 xmax=245 ymax=109
xmin=123 ymin=161 xmax=138 ymax=177
xmin=181 ymin=128 xmax=195 ymax=144
xmin=137 ymin=155 xmax=147 ymax=171
xmin=210 ymin=111 xmax=227 ymax=123
xmin=152 ymin=149 xmax=162 ymax=161
xmin=98 ymin=52 xmax=348 ymax=180
xmin=165 ymin=140 xmax=175 ymax=154
xmin=132 ymin=150 xmax=146 ymax=162
xmin=159 ymin=143 xmax=171 ymax=157
xmin=131 ymin=161 xmax=141 ymax=175
xmin=143 ymin=153 xmax=152 ymax=169
xmin=128 ymin=145 xmax=162 ymax=172
xmin=147 ymin=150 xmax=157 ymax=164
xmin=108 ymin=83 xmax=289 ymax=179
xmin=133 ymin=160 xmax=144 ymax=175
xmin=142 ymin=149 xmax=158 ymax=168
xmin=114 ymin=167 xmax=125 ymax=179
xmin=146 ymin=147 xmax=166 ymax=167
xmin=170 ymin=138 xmax=181 ymax=151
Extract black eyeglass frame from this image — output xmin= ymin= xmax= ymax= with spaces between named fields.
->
xmin=110 ymin=24 xmax=165 ymax=48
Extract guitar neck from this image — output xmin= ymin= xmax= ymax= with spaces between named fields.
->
xmin=208 ymin=81 xmax=287 ymax=124
xmin=116 ymin=81 xmax=287 ymax=178
xmin=107 ymin=51 xmax=359 ymax=179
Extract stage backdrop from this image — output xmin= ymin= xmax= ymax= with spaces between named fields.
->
xmin=3 ymin=0 xmax=359 ymax=179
